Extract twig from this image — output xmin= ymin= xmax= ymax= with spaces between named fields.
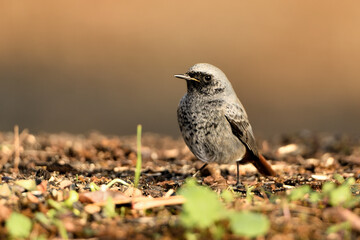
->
xmin=132 ymin=195 xmax=185 ymax=210
xmin=282 ymin=200 xmax=291 ymax=220
xmin=14 ymin=125 xmax=20 ymax=173
xmin=87 ymin=194 xmax=186 ymax=210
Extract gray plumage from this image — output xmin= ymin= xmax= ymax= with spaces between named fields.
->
xmin=176 ymin=63 xmax=258 ymax=165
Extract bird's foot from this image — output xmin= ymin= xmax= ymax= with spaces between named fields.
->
xmin=192 ymin=163 xmax=208 ymax=178
xmin=232 ymin=181 xmax=245 ymax=191
xmin=192 ymin=170 xmax=200 ymax=178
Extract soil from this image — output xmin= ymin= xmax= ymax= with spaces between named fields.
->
xmin=0 ymin=130 xmax=359 ymax=239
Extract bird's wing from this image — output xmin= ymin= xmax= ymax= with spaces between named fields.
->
xmin=224 ymin=103 xmax=259 ymax=157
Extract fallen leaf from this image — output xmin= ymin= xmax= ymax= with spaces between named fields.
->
xmin=84 ymin=204 xmax=101 ymax=214
xmin=0 ymin=184 xmax=11 ymax=197
xmin=36 ymin=180 xmax=48 ymax=193
xmin=124 ymin=187 xmax=143 ymax=197
xmin=59 ymin=179 xmax=73 ymax=189
xmin=0 ymin=204 xmax=12 ymax=222
xmin=156 ymin=180 xmax=175 ymax=186
xmin=79 ymin=190 xmax=129 ymax=204
xmin=15 ymin=179 xmax=37 ymax=191
xmin=132 ymin=196 xmax=185 ymax=210
xmin=27 ymin=192 xmax=40 ymax=204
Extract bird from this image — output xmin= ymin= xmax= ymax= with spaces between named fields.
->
xmin=175 ymin=63 xmax=276 ymax=185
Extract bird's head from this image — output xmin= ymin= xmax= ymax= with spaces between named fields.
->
xmin=175 ymin=63 xmax=234 ymax=97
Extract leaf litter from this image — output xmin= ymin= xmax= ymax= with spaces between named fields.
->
xmin=0 ymin=129 xmax=359 ymax=239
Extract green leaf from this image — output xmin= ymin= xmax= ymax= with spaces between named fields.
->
xmin=178 ymin=178 xmax=226 ymax=229
xmin=343 ymin=196 xmax=360 ymax=208
xmin=104 ymin=197 xmax=116 ymax=218
xmin=288 ymin=185 xmax=311 ymax=201
xmin=221 ymin=189 xmax=234 ymax=203
xmin=54 ymin=219 xmax=68 ymax=240
xmin=309 ymin=192 xmax=321 ymax=203
xmin=210 ymin=225 xmax=225 ymax=240
xmin=333 ymin=174 xmax=345 ymax=184
xmin=35 ymin=212 xmax=51 ymax=227
xmin=246 ymin=185 xmax=254 ymax=203
xmin=6 ymin=212 xmax=32 ymax=238
xmin=322 ymin=182 xmax=336 ymax=194
xmin=15 ymin=179 xmax=37 ymax=191
xmin=47 ymin=209 xmax=57 ymax=219
xmin=326 ymin=221 xmax=351 ymax=234
xmin=229 ymin=211 xmax=270 ymax=237
xmin=185 ymin=231 xmax=198 ymax=240
xmin=64 ymin=190 xmax=79 ymax=208
xmin=48 ymin=199 xmax=63 ymax=211
xmin=329 ymin=184 xmax=352 ymax=206
xmin=89 ymin=182 xmax=99 ymax=192
xmin=345 ymin=177 xmax=355 ymax=186
xmin=33 ymin=234 xmax=47 ymax=240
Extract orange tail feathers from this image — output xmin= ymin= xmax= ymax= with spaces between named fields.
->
xmin=252 ymin=154 xmax=277 ymax=177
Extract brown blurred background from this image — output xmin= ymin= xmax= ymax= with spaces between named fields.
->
xmin=1 ymin=1 xmax=360 ymax=137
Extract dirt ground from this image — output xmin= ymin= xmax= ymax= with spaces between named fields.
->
xmin=0 ymin=129 xmax=359 ymax=239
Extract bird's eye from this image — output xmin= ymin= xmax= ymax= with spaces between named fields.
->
xmin=204 ymin=75 xmax=212 ymax=81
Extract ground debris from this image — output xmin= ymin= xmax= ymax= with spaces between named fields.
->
xmin=0 ymin=131 xmax=359 ymax=239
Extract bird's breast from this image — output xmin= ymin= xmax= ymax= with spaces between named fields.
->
xmin=177 ymin=96 xmax=246 ymax=164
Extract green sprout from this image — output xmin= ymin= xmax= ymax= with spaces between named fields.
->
xmin=134 ymin=124 xmax=142 ymax=188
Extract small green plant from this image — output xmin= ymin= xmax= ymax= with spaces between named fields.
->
xmin=6 ymin=212 xmax=32 ymax=239
xmin=287 ymin=176 xmax=359 ymax=208
xmin=106 ymin=178 xmax=130 ymax=188
xmin=134 ymin=124 xmax=142 ymax=188
xmin=41 ymin=191 xmax=82 ymax=239
xmin=178 ymin=178 xmax=226 ymax=230
xmin=245 ymin=185 xmax=255 ymax=203
xmin=178 ymin=178 xmax=270 ymax=239
xmin=288 ymin=185 xmax=312 ymax=201
xmin=229 ymin=211 xmax=270 ymax=238
xmin=104 ymin=197 xmax=117 ymax=218
xmin=327 ymin=221 xmax=351 ymax=240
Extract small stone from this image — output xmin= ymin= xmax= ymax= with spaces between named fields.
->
xmin=311 ymin=175 xmax=329 ymax=181
xmin=277 ymin=144 xmax=304 ymax=156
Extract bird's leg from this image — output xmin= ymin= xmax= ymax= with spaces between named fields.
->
xmin=192 ymin=163 xmax=208 ymax=177
xmin=235 ymin=161 xmax=240 ymax=186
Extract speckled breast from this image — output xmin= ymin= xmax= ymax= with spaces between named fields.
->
xmin=177 ymin=95 xmax=246 ymax=164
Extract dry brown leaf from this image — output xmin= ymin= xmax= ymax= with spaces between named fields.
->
xmin=79 ymin=190 xmax=129 ymax=204
xmin=84 ymin=204 xmax=101 ymax=214
xmin=124 ymin=187 xmax=143 ymax=198
xmin=36 ymin=180 xmax=48 ymax=193
xmin=59 ymin=179 xmax=73 ymax=189
xmin=0 ymin=204 xmax=12 ymax=222
xmin=27 ymin=192 xmax=40 ymax=204
xmin=132 ymin=196 xmax=185 ymax=210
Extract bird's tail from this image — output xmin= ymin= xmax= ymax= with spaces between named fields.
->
xmin=252 ymin=154 xmax=277 ymax=177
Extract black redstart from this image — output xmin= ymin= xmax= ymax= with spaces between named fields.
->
xmin=175 ymin=63 xmax=276 ymax=184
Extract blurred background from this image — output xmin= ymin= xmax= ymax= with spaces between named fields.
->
xmin=1 ymin=1 xmax=360 ymax=137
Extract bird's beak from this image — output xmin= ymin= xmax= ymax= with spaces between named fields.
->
xmin=174 ymin=74 xmax=200 ymax=82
